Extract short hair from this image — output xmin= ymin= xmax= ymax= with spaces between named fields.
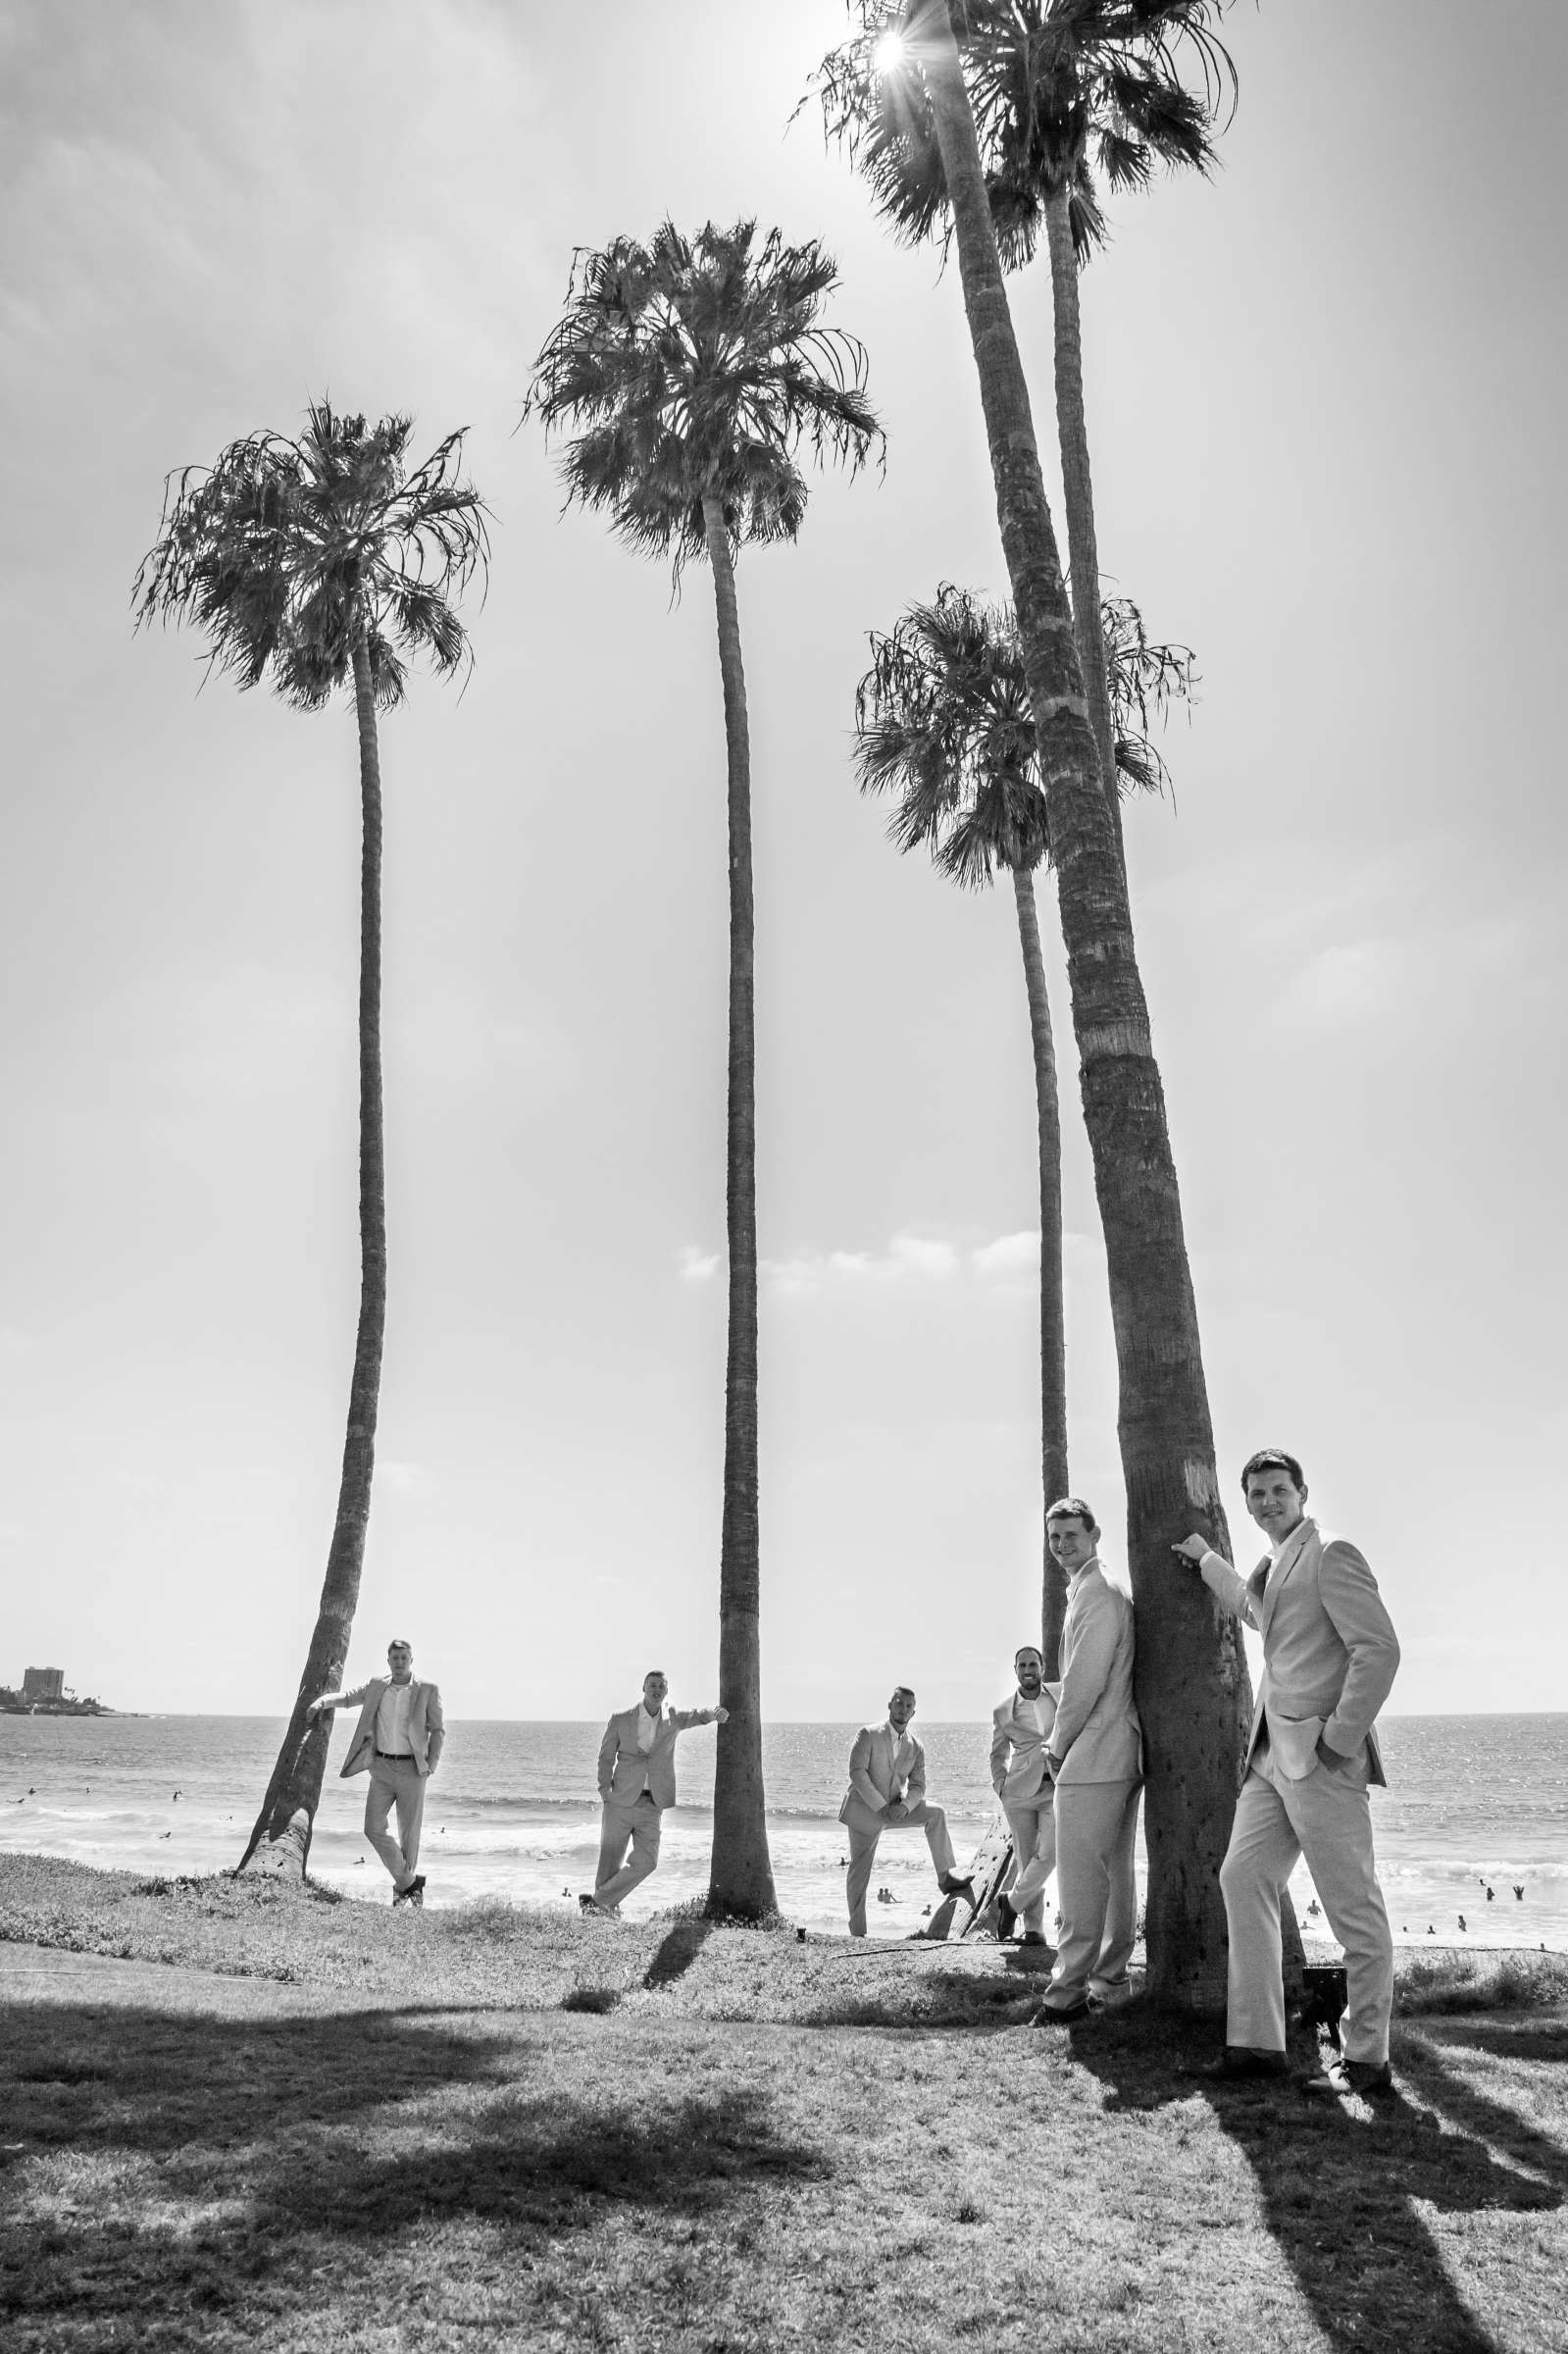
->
xmin=643 ymin=1668 xmax=667 ymax=1682
xmin=1240 ymin=1449 xmax=1305 ymax=1494
xmin=890 ymin=1684 xmax=916 ymax=1704
xmin=1014 ymin=1646 xmax=1043 ymax=1666
xmin=1045 ymin=1496 xmax=1098 ymax=1532
xmin=387 ymin=1637 xmax=413 ymax=1652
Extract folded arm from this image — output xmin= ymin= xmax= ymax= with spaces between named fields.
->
xmin=848 ymin=1728 xmax=885 ymax=1813
xmin=1047 ymin=1584 xmax=1121 ymax=1768
xmin=989 ymin=1711 xmax=1012 ymax=1796
xmin=596 ymin=1715 xmax=622 ymax=1803
xmin=1318 ymin=1540 xmax=1400 ymax=1756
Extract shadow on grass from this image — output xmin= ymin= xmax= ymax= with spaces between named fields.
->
xmin=0 ymin=1995 xmax=826 ymax=2350
xmin=1070 ymin=2006 xmax=1561 ymax=2354
xmin=643 ymin=1917 xmax=714 ymax=1990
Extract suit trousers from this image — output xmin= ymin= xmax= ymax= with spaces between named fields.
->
xmin=364 ymin=1758 xmax=425 ymax=1892
xmin=1221 ymin=1750 xmax=1392 ymax=2064
xmin=595 ymin=1792 xmax=663 ymax=1913
xmin=1038 ymin=1778 xmax=1140 ymax=2011
xmin=1002 ymin=1796 xmax=1057 ymax=1933
xmin=845 ymin=1802 xmax=956 ymax=1936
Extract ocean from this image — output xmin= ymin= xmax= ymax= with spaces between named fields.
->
xmin=1 ymin=1713 xmax=1563 ymax=1952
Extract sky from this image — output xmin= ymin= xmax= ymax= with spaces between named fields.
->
xmin=1 ymin=0 xmax=1564 ymax=1722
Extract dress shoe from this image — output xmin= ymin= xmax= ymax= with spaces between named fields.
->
xmin=578 ymin=1892 xmax=612 ymax=1920
xmin=1029 ymin=2000 xmax=1090 ymax=2025
xmin=938 ymin=1873 xmax=977 ymax=1905
xmin=995 ymin=1892 xmax=1019 ymax=1942
xmin=392 ymin=1874 xmax=426 ymax=1908
xmin=1302 ymin=2056 xmax=1393 ymax=2099
xmin=1020 ymin=1930 xmax=1049 ymax=1949
xmin=1184 ymin=2047 xmax=1289 ymax=2081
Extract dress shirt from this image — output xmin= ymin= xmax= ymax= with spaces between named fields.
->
xmin=375 ymin=1681 xmax=415 ymax=1756
xmin=1014 ymin=1691 xmax=1048 ymax=1735
xmin=635 ymin=1705 xmax=661 ymax=1755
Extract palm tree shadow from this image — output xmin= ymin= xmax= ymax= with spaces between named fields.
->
xmin=1070 ymin=2012 xmax=1560 ymax=2354
xmin=1394 ymin=2016 xmax=1568 ymax=2195
xmin=643 ymin=1918 xmax=715 ymax=1990
xmin=1 ymin=1995 xmax=827 ymax=2344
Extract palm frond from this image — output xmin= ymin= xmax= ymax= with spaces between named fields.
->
xmin=854 ymin=575 xmax=1198 ymax=881
xmin=524 ymin=217 xmax=883 ymax=576
xmin=133 ymin=404 xmax=488 ymax=715
xmin=807 ymin=0 xmax=1236 ymax=275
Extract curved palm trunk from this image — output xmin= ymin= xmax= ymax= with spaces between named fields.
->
xmin=1044 ymin=185 xmax=1122 ymax=863
xmin=701 ymin=495 xmax=777 ymax=1920
xmin=1010 ymin=866 xmax=1069 ymax=1674
xmin=237 ymin=632 xmax=386 ymax=1875
xmin=920 ymin=0 xmax=1248 ymax=2009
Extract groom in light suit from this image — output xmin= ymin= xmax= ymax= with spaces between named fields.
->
xmin=1030 ymin=1503 xmax=1143 ymax=2021
xmin=582 ymin=1670 xmax=728 ymax=1919
xmin=1175 ymin=1447 xmax=1401 ymax=2095
xmin=840 ymin=1686 xmax=975 ymax=1936
xmin=306 ymin=1638 xmax=444 ymax=1906
xmin=989 ymin=1646 xmax=1059 ymax=1944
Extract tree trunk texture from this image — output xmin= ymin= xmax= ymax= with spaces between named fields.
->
xmin=702 ymin=497 xmax=777 ymax=1921
xmin=920 ymin=0 xmax=1249 ymax=2010
xmin=1044 ymin=185 xmax=1122 ymax=861
xmin=236 ymin=632 xmax=387 ymax=1877
xmin=1011 ymin=866 xmax=1069 ymax=1676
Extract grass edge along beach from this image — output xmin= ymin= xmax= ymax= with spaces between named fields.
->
xmin=2 ymin=1855 xmax=1565 ymax=2354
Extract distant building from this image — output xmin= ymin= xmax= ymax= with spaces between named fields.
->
xmin=23 ymin=1667 xmax=65 ymax=1701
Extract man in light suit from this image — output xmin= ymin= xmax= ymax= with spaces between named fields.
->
xmin=306 ymin=1638 xmax=444 ymax=1907
xmin=990 ymin=1646 xmax=1059 ymax=1946
xmin=840 ymin=1686 xmax=975 ymax=1937
xmin=1175 ymin=1447 xmax=1400 ymax=2096
xmin=1032 ymin=1502 xmax=1143 ymax=2022
xmin=582 ymin=1670 xmax=728 ymax=1919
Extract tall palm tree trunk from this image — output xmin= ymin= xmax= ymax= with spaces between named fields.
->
xmin=702 ymin=496 xmax=777 ymax=1920
xmin=238 ymin=632 xmax=387 ymax=1875
xmin=1011 ymin=866 xmax=1069 ymax=1674
xmin=919 ymin=0 xmax=1248 ymax=2009
xmin=1044 ymin=185 xmax=1122 ymax=864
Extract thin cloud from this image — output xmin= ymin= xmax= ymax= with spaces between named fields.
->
xmin=678 ymin=1246 xmax=720 ymax=1283
xmin=763 ymin=1232 xmax=961 ymax=1298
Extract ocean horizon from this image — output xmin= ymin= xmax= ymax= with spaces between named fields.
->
xmin=3 ymin=1711 xmax=1563 ymax=1952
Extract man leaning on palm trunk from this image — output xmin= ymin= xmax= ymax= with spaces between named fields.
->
xmin=307 ymin=1638 xmax=444 ymax=1908
xmin=1174 ymin=1448 xmax=1401 ymax=2098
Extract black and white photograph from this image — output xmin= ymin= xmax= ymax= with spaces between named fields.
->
xmin=1 ymin=4 xmax=1564 ymax=2348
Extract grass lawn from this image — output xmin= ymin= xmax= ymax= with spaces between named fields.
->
xmin=2 ymin=1859 xmax=1564 ymax=2352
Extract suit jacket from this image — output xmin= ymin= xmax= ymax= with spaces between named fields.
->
xmin=989 ymin=1685 xmax=1062 ymax=1805
xmin=838 ymin=1723 xmax=927 ymax=1826
xmin=1046 ymin=1562 xmax=1142 ymax=1786
xmin=325 ymin=1677 xmax=444 ymax=1780
xmin=1199 ymin=1517 xmax=1399 ymax=1785
xmin=598 ymin=1705 xmax=721 ymax=1811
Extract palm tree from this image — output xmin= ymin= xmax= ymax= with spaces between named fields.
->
xmin=815 ymin=4 xmax=1248 ymax=2012
xmin=525 ymin=221 xmax=882 ymax=1920
xmin=812 ymin=0 xmax=1232 ymax=862
xmin=134 ymin=402 xmax=488 ymax=1877
xmin=853 ymin=583 xmax=1193 ymax=1673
